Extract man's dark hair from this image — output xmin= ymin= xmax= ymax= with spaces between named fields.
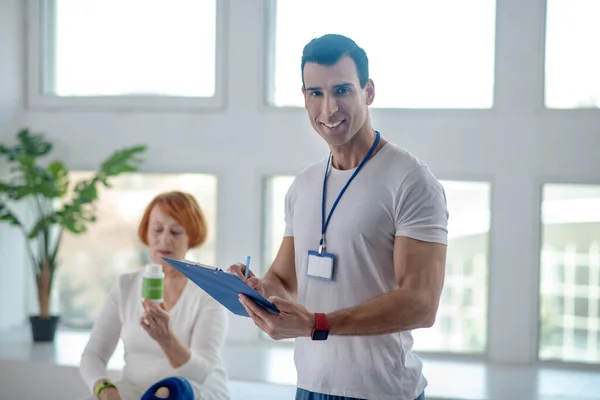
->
xmin=301 ymin=34 xmax=369 ymax=88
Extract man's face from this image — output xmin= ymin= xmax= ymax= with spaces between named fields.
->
xmin=302 ymin=56 xmax=374 ymax=148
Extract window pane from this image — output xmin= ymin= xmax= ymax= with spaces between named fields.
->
xmin=45 ymin=0 xmax=216 ymax=97
xmin=263 ymin=176 xmax=490 ymax=353
xmin=539 ymin=183 xmax=600 ymax=363
xmin=545 ymin=0 xmax=600 ymax=108
xmin=271 ymin=0 xmax=496 ymax=108
xmin=55 ymin=172 xmax=217 ymax=329
xmin=412 ymin=181 xmax=490 ymax=354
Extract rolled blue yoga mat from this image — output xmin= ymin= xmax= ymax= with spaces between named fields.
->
xmin=141 ymin=376 xmax=194 ymax=400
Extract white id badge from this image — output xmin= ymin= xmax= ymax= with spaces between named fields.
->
xmin=307 ymin=250 xmax=335 ymax=280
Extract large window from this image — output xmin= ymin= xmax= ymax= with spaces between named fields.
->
xmin=269 ymin=0 xmax=496 ymax=109
xmin=539 ymin=183 xmax=600 ymax=364
xmin=55 ymin=173 xmax=217 ymax=329
xmin=263 ymin=175 xmax=490 ymax=354
xmin=545 ymin=0 xmax=600 ymax=109
xmin=30 ymin=0 xmax=221 ymax=107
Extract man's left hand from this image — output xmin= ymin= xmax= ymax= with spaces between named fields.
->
xmin=239 ymin=295 xmax=315 ymax=340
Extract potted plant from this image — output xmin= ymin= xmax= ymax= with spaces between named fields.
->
xmin=0 ymin=129 xmax=147 ymax=342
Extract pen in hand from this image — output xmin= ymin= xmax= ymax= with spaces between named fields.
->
xmin=244 ymin=256 xmax=251 ymax=279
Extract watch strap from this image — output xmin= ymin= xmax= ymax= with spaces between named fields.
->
xmin=95 ymin=380 xmax=117 ymax=397
xmin=314 ymin=312 xmax=328 ymax=331
xmin=311 ymin=312 xmax=329 ymax=340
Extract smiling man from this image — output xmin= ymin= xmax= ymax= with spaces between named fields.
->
xmin=231 ymin=34 xmax=449 ymax=400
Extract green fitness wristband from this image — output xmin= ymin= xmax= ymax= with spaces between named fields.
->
xmin=94 ymin=380 xmax=117 ymax=397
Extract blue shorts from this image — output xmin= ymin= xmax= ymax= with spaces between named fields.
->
xmin=296 ymin=388 xmax=425 ymax=400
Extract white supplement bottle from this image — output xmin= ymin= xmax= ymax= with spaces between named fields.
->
xmin=142 ymin=264 xmax=164 ymax=303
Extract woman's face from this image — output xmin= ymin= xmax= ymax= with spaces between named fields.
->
xmin=147 ymin=205 xmax=189 ymax=271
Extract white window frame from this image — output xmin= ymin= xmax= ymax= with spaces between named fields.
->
xmin=25 ymin=0 xmax=228 ymax=111
xmin=263 ymin=0 xmax=278 ymax=108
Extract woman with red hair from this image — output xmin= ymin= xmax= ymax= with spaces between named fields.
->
xmin=79 ymin=191 xmax=229 ymax=400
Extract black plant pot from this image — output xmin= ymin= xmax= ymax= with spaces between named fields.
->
xmin=29 ymin=315 xmax=59 ymax=342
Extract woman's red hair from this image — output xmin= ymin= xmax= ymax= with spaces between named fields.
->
xmin=138 ymin=191 xmax=208 ymax=248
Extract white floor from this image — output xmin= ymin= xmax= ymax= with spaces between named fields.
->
xmin=0 ymin=327 xmax=599 ymax=399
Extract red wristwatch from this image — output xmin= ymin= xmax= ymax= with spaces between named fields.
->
xmin=311 ymin=312 xmax=329 ymax=340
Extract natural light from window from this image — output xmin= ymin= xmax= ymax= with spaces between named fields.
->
xmin=45 ymin=0 xmax=216 ymax=97
xmin=545 ymin=0 xmax=600 ymax=108
xmin=271 ymin=0 xmax=496 ymax=108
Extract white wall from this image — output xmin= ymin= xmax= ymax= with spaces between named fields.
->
xmin=0 ymin=0 xmax=27 ymax=331
xmin=2 ymin=0 xmax=600 ymax=365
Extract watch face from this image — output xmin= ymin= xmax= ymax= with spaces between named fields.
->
xmin=312 ymin=330 xmax=329 ymax=340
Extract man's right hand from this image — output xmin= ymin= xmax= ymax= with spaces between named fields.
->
xmin=227 ymin=263 xmax=266 ymax=297
xmin=99 ymin=387 xmax=121 ymax=400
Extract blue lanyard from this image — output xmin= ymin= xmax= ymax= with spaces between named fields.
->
xmin=319 ymin=131 xmax=381 ymax=253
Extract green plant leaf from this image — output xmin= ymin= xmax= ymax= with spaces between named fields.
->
xmin=56 ymin=205 xmax=95 ymax=234
xmin=0 ymin=202 xmax=23 ymax=227
xmin=0 ymin=181 xmax=10 ymax=193
xmin=0 ymin=129 xmax=52 ymax=161
xmin=55 ymin=144 xmax=147 ymax=235
xmin=17 ymin=129 xmax=52 ymax=158
xmin=7 ymin=155 xmax=59 ymax=200
xmin=47 ymin=161 xmax=69 ymax=197
xmin=27 ymin=213 xmax=59 ymax=239
xmin=73 ymin=180 xmax=98 ymax=204
xmin=99 ymin=145 xmax=147 ymax=179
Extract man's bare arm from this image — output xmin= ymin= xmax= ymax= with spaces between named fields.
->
xmin=327 ymin=236 xmax=446 ymax=335
xmin=261 ymin=237 xmax=297 ymax=300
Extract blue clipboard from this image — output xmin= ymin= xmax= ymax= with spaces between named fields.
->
xmin=162 ymin=257 xmax=280 ymax=317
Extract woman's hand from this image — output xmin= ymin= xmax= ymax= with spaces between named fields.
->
xmin=99 ymin=387 xmax=121 ymax=400
xmin=140 ymin=299 xmax=173 ymax=346
xmin=140 ymin=299 xmax=191 ymax=368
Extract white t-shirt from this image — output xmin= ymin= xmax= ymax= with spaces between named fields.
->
xmin=284 ymin=142 xmax=449 ymax=400
xmin=79 ymin=270 xmax=230 ymax=400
